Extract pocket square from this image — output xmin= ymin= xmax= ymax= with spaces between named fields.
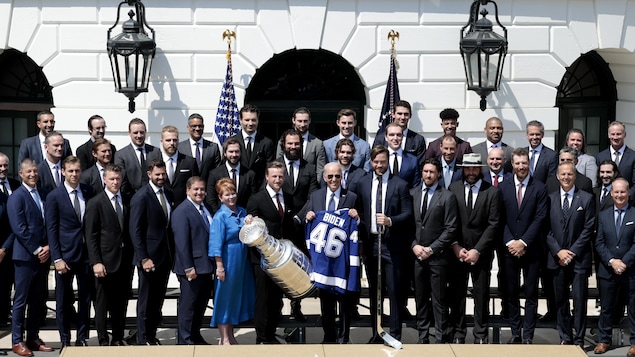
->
xmin=179 ymin=169 xmax=191 ymax=173
xmin=627 ymin=221 xmax=634 ymax=226
xmin=576 ymin=207 xmax=583 ymax=211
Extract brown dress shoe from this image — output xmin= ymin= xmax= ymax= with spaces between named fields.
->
xmin=594 ymin=342 xmax=610 ymax=354
xmin=12 ymin=342 xmax=33 ymax=357
xmin=25 ymin=339 xmax=54 ymax=352
xmin=627 ymin=345 xmax=635 ymax=357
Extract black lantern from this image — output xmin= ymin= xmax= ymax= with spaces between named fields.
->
xmin=107 ymin=0 xmax=156 ymax=113
xmin=460 ymin=0 xmax=508 ymax=111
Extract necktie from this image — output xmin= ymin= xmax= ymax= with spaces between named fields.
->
xmin=601 ymin=187 xmax=609 ymax=205
xmin=99 ymin=168 xmax=105 ymax=188
xmin=114 ymin=194 xmax=124 ymax=229
xmin=0 ymin=181 xmax=6 ymax=195
xmin=72 ymin=189 xmax=82 ymax=222
xmin=158 ymin=188 xmax=168 ymax=218
xmin=562 ymin=192 xmax=570 ymax=221
xmin=420 ymin=187 xmax=429 ymax=220
xmin=54 ymin=165 xmax=61 ymax=186
xmin=529 ymin=150 xmax=536 ymax=175
xmin=245 ymin=137 xmax=253 ymax=163
xmin=376 ymin=175 xmax=383 ymax=232
xmin=616 ymin=209 xmax=624 ymax=236
xmin=288 ymin=162 xmax=295 ymax=189
xmin=30 ymin=189 xmax=43 ymax=217
xmin=517 ymin=182 xmax=523 ymax=209
xmin=467 ymin=184 xmax=474 ymax=215
xmin=167 ymin=158 xmax=175 ymax=183
xmin=275 ymin=192 xmax=284 ymax=219
xmin=614 ymin=151 xmax=622 ymax=166
xmin=342 ymin=170 xmax=348 ymax=189
xmin=194 ymin=142 xmax=201 ymax=168
xmin=199 ymin=205 xmax=210 ymax=226
xmin=444 ymin=164 xmax=452 ymax=188
xmin=328 ymin=192 xmax=336 ymax=211
xmin=138 ymin=147 xmax=146 ymax=170
xmin=392 ymin=152 xmax=400 ymax=176
xmin=493 ymin=174 xmax=499 ymax=187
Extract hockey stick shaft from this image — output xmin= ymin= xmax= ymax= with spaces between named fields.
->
xmin=376 ymin=225 xmax=403 ymax=349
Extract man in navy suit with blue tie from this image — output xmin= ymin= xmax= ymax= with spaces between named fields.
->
xmin=499 ymin=147 xmax=548 ymax=344
xmin=36 ymin=132 xmax=66 ymax=200
xmin=45 ymin=156 xmax=94 ymax=348
xmin=595 ymin=121 xmax=635 ymax=186
xmin=18 ymin=111 xmax=72 ymax=165
xmin=594 ymin=178 xmax=635 ymax=355
xmin=8 ymin=159 xmax=55 ymax=356
xmin=545 ymin=162 xmax=595 ymax=347
xmin=385 ymin=123 xmax=421 ymax=188
xmin=525 ymin=120 xmax=558 ymax=184
xmin=172 ymin=176 xmax=213 ymax=345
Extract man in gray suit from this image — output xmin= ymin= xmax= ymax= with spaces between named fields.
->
xmin=472 ymin=117 xmax=514 ymax=174
xmin=177 ymin=113 xmax=221 ymax=181
xmin=323 ymin=109 xmax=371 ymax=172
xmin=276 ymin=107 xmax=326 ymax=182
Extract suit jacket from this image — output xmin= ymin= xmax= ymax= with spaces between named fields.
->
xmin=354 ymin=174 xmax=413 ymax=261
xmin=171 ymin=199 xmax=213 ymax=275
xmin=595 ymin=186 xmax=614 ymax=214
xmin=526 ymin=145 xmax=558 ymax=184
xmin=36 ymin=160 xmax=63 ymax=200
xmin=114 ymin=143 xmax=156 ymax=192
xmin=80 ymin=164 xmax=134 ymax=202
xmin=147 ymin=151 xmax=199 ymax=207
xmin=577 ymin=153 xmax=598 ymax=188
xmin=448 ymin=179 xmax=501 ymax=255
xmin=84 ymin=191 xmax=131 ymax=273
xmin=595 ymin=205 xmax=635 ymax=279
xmin=472 ymin=141 xmax=514 ymax=173
xmin=482 ymin=170 xmax=513 ymax=185
xmin=18 ymin=135 xmax=72 ymax=165
xmin=499 ymin=176 xmax=549 ymax=258
xmin=277 ymin=133 xmax=326 ymax=181
xmin=545 ymin=171 xmax=593 ymax=194
xmin=373 ymin=129 xmax=427 ymax=166
xmin=231 ymin=132 xmax=276 ymax=188
xmin=45 ymin=183 xmax=95 ymax=263
xmin=0 ymin=178 xmax=20 ymax=251
xmin=410 ymin=184 xmax=458 ymax=265
xmin=276 ymin=158 xmax=319 ymax=214
xmin=205 ymin=164 xmax=257 ymax=215
xmin=392 ymin=151 xmax=421 ymax=188
xmin=178 ymin=139 xmax=221 ymax=183
xmin=76 ymin=139 xmax=117 ymax=172
xmin=129 ymin=184 xmax=175 ymax=267
xmin=7 ymin=185 xmax=47 ymax=262
xmin=324 ymin=134 xmax=371 ymax=172
xmin=546 ymin=188 xmax=595 ymax=272
xmin=424 ymin=136 xmax=472 ymax=162
xmin=596 ymin=146 xmax=635 ymax=186
xmin=297 ymin=187 xmax=358 ymax=221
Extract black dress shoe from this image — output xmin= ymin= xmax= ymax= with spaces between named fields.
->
xmin=292 ymin=308 xmax=307 ymax=322
xmin=539 ymin=312 xmax=556 ymax=322
xmin=418 ymin=338 xmax=430 ymax=344
xmin=351 ymin=308 xmax=361 ymax=321
xmin=368 ymin=335 xmax=384 ymax=344
xmin=402 ymin=308 xmax=415 ymax=321
xmin=507 ymin=336 xmax=522 ymax=344
xmin=523 ymin=339 xmax=533 ymax=344
xmin=474 ymin=338 xmax=488 ymax=344
xmin=75 ymin=340 xmax=88 ymax=346
xmin=110 ymin=340 xmax=125 ymax=346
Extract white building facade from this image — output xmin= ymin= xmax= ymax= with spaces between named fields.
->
xmin=1 ymin=0 xmax=634 ymax=172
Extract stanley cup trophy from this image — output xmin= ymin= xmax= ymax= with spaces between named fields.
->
xmin=239 ymin=216 xmax=315 ymax=299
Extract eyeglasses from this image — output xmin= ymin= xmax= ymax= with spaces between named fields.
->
xmin=326 ymin=174 xmax=341 ymax=179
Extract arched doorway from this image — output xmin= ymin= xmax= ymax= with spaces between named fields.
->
xmin=245 ymin=49 xmax=366 ymax=143
xmin=0 ymin=49 xmax=54 ymax=176
xmin=555 ymin=50 xmax=617 ymax=155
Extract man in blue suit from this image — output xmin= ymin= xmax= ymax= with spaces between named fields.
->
xmin=129 ymin=158 xmax=175 ymax=345
xmin=354 ymin=145 xmax=412 ymax=342
xmin=499 ymin=147 xmax=548 ymax=344
xmin=595 ymin=121 xmax=635 ymax=186
xmin=438 ymin=135 xmax=463 ymax=189
xmin=45 ymin=156 xmax=94 ymax=348
xmin=545 ymin=162 xmax=595 ymax=347
xmin=172 ymin=176 xmax=213 ymax=345
xmin=8 ymin=159 xmax=55 ymax=356
xmin=525 ymin=120 xmax=558 ymax=184
xmin=36 ymin=131 xmax=66 ymax=200
xmin=373 ymin=100 xmax=427 ymax=166
xmin=323 ymin=109 xmax=371 ymax=172
xmin=18 ymin=110 xmax=72 ymax=165
xmin=385 ymin=123 xmax=421 ymax=188
xmin=594 ymin=178 xmax=635 ymax=355
xmin=0 ymin=152 xmax=19 ymax=326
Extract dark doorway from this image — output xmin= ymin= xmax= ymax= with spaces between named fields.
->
xmin=556 ymin=50 xmax=617 ymax=156
xmin=245 ymin=49 xmax=367 ymax=144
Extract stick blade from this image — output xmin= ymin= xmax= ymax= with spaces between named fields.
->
xmin=379 ymin=331 xmax=403 ymax=349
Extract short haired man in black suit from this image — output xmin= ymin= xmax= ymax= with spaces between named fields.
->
xmin=372 ymin=100 xmax=427 ymax=166
xmin=114 ymin=118 xmax=156 ymax=192
xmin=178 ymin=113 xmax=221 ymax=181
xmin=75 ymin=115 xmax=117 ymax=171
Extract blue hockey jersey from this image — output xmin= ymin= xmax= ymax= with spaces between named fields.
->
xmin=305 ymin=209 xmax=360 ymax=294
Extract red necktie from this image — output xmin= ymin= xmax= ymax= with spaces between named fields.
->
xmin=493 ymin=174 xmax=499 ymax=187
xmin=276 ymin=192 xmax=284 ymax=219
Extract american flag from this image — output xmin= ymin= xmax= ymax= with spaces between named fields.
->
xmin=214 ymin=51 xmax=240 ymax=146
xmin=378 ymin=47 xmax=400 ymax=133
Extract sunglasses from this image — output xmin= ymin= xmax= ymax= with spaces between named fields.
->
xmin=326 ymin=174 xmax=342 ymax=179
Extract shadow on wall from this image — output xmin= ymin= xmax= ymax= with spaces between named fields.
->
xmin=149 ymin=50 xmax=187 ymax=133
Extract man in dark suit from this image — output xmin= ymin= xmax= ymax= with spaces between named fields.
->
xmin=18 ymin=110 xmax=72 ymax=165
xmin=178 ymin=113 xmax=221 ymax=182
xmin=525 ymin=120 xmax=558 ymax=184
xmin=206 ymin=137 xmax=257 ymax=214
xmin=246 ymin=161 xmax=296 ymax=344
xmin=594 ymin=178 xmax=635 ymax=355
xmin=85 ymin=164 xmax=132 ymax=346
xmin=499 ymin=147 xmax=549 ymax=344
xmin=385 ymin=122 xmax=421 ymax=188
xmin=329 ymin=138 xmax=366 ymax=192
xmin=45 ymin=156 xmax=94 ymax=348
xmin=230 ymin=104 xmax=276 ymax=188
xmin=546 ymin=147 xmax=593 ymax=194
xmin=129 ymin=159 xmax=175 ymax=345
xmin=546 ymin=162 xmax=595 ymax=347
xmin=172 ymin=176 xmax=214 ymax=345
xmin=355 ymin=145 xmax=412 ymax=342
xmin=147 ymin=125 xmax=199 ymax=206
xmin=410 ymin=157 xmax=458 ymax=344
xmin=114 ymin=118 xmax=156 ymax=192
xmin=75 ymin=115 xmax=117 ymax=171
xmin=425 ymin=108 xmax=472 ymax=161
xmin=482 ymin=147 xmax=512 ymax=186
xmin=304 ymin=162 xmax=359 ymax=343
xmin=80 ymin=138 xmax=113 ymax=194
xmin=373 ymin=100 xmax=427 ymax=166
xmin=36 ymin=131 xmax=65 ymax=200
xmin=596 ymin=160 xmax=619 ymax=213
xmin=0 ymin=152 xmax=19 ymax=326
xmin=276 ymin=107 xmax=326 ymax=181
xmin=447 ymin=153 xmax=501 ymax=344
xmin=472 ymin=117 xmax=514 ymax=174
xmin=8 ymin=159 xmax=55 ymax=356
xmin=324 ymin=109 xmax=372 ymax=172
xmin=438 ymin=135 xmax=463 ymax=189
xmin=596 ymin=121 xmax=635 ymax=186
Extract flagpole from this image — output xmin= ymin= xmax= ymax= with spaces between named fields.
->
xmin=214 ymin=29 xmax=240 ymax=147
xmin=378 ymin=30 xmax=401 ymax=133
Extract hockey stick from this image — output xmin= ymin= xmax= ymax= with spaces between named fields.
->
xmin=376 ymin=224 xmax=403 ymax=349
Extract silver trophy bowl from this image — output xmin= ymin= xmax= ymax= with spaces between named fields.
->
xmin=239 ymin=216 xmax=315 ymax=299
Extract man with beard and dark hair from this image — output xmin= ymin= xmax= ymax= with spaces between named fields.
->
xmin=425 ymin=108 xmax=472 ymax=161
xmin=596 ymin=160 xmax=619 ymax=212
xmin=276 ymin=107 xmax=326 ymax=181
xmin=75 ymin=115 xmax=117 ymax=171
xmin=327 ymin=138 xmax=367 ymax=192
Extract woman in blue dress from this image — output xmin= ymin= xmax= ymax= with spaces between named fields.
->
xmin=208 ymin=178 xmax=255 ymax=345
